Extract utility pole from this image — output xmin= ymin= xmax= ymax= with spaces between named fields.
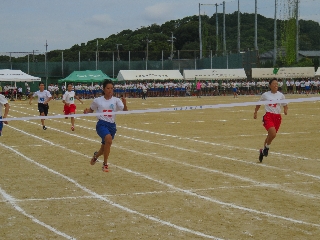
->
xmin=96 ymin=39 xmax=98 ymax=70
xmin=116 ymin=44 xmax=122 ymax=61
xmin=273 ymin=0 xmax=277 ymax=66
xmin=199 ymin=3 xmax=215 ymax=58
xmin=255 ymin=0 xmax=258 ymax=51
xmin=45 ymin=40 xmax=48 ymax=88
xmin=215 ymin=3 xmax=220 ymax=55
xmin=168 ymin=32 xmax=175 ymax=60
xmin=295 ymin=0 xmax=299 ymax=63
xmin=145 ymin=39 xmax=152 ymax=70
xmin=237 ymin=0 xmax=240 ymax=53
xmin=199 ymin=3 xmax=202 ymax=59
xmin=223 ymin=1 xmax=226 ymax=56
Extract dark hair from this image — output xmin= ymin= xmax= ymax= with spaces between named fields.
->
xmin=102 ymin=79 xmax=114 ymax=89
xmin=67 ymin=83 xmax=73 ymax=87
xmin=39 ymin=81 xmax=45 ymax=86
xmin=269 ymin=78 xmax=278 ymax=85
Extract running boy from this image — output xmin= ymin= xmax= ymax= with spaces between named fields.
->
xmin=84 ymin=79 xmax=128 ymax=172
xmin=62 ymin=83 xmax=83 ymax=131
xmin=0 ymin=93 xmax=10 ymax=136
xmin=29 ymin=82 xmax=52 ymax=130
xmin=254 ymin=78 xmax=288 ymax=162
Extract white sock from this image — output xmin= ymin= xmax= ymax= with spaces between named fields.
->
xmin=265 ymin=144 xmax=270 ymax=149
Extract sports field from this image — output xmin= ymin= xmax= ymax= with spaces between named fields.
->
xmin=1 ymin=95 xmax=320 ymax=240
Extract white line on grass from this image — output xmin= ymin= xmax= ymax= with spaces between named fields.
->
xmin=1 ymin=127 xmax=223 ymax=240
xmin=5 ymin=121 xmax=320 ymax=229
xmin=0 ymin=186 xmax=75 ymax=240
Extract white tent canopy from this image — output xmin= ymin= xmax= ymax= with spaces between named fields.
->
xmin=183 ymin=69 xmax=247 ymax=81
xmin=0 ymin=69 xmax=41 ymax=82
xmin=117 ymin=70 xmax=183 ymax=81
xmin=252 ymin=67 xmax=315 ymax=79
xmin=315 ymin=68 xmax=320 ymax=77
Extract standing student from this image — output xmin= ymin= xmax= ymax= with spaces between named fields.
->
xmin=84 ymin=79 xmax=128 ymax=172
xmin=0 ymin=93 xmax=10 ymax=136
xmin=29 ymin=82 xmax=52 ymax=130
xmin=62 ymin=83 xmax=83 ymax=131
xmin=254 ymin=78 xmax=288 ymax=162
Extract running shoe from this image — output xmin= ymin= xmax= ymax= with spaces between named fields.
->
xmin=90 ymin=151 xmax=98 ymax=165
xmin=263 ymin=147 xmax=269 ymax=157
xmin=71 ymin=126 xmax=75 ymax=131
xmin=259 ymin=149 xmax=264 ymax=163
xmin=43 ymin=126 xmax=47 ymax=130
xmin=102 ymin=163 xmax=109 ymax=172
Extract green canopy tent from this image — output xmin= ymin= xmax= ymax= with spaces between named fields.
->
xmin=58 ymin=70 xmax=115 ymax=84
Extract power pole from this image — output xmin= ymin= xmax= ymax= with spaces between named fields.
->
xmin=199 ymin=3 xmax=202 ymax=59
xmin=237 ymin=0 xmax=240 ymax=53
xmin=273 ymin=0 xmax=277 ymax=67
xmin=296 ymin=0 xmax=299 ymax=63
xmin=223 ymin=1 xmax=226 ymax=56
xmin=254 ymin=0 xmax=258 ymax=51
xmin=168 ymin=32 xmax=175 ymax=60
xmin=45 ymin=40 xmax=48 ymax=88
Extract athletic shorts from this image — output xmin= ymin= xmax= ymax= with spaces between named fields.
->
xmin=0 ymin=116 xmax=3 ymax=132
xmin=262 ymin=112 xmax=282 ymax=132
xmin=38 ymin=103 xmax=49 ymax=116
xmin=96 ymin=120 xmax=117 ymax=144
xmin=64 ymin=104 xmax=76 ymax=115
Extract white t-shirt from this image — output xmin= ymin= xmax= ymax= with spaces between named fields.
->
xmin=90 ymin=96 xmax=124 ymax=123
xmin=0 ymin=94 xmax=8 ymax=116
xmin=63 ymin=91 xmax=76 ymax=104
xmin=33 ymin=90 xmax=52 ymax=104
xmin=259 ymin=91 xmax=287 ymax=114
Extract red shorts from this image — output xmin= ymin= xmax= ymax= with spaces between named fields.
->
xmin=262 ymin=112 xmax=282 ymax=132
xmin=64 ymin=104 xmax=76 ymax=115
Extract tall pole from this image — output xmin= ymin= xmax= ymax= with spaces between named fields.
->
xmin=116 ymin=44 xmax=122 ymax=61
xmin=273 ymin=0 xmax=277 ymax=66
xmin=27 ymin=54 xmax=30 ymax=74
xmin=96 ymin=40 xmax=98 ymax=70
xmin=223 ymin=1 xmax=226 ymax=56
xmin=296 ymin=0 xmax=299 ymax=63
xmin=45 ymin=40 xmax=48 ymax=88
xmin=129 ymin=51 xmax=131 ymax=70
xmin=215 ymin=3 xmax=219 ymax=54
xmin=237 ymin=0 xmax=240 ymax=53
xmin=145 ymin=39 xmax=152 ymax=70
xmin=199 ymin=3 xmax=202 ymax=59
xmin=79 ymin=51 xmax=80 ymax=70
xmin=62 ymin=51 xmax=64 ymax=78
xmin=255 ymin=0 xmax=258 ymax=51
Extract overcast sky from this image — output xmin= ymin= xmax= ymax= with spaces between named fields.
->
xmin=0 ymin=0 xmax=319 ymax=54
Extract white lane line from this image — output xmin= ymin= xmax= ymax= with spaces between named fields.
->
xmin=0 ymin=186 xmax=75 ymax=240
xmin=0 ymin=182 xmax=313 ymax=204
xmin=1 ymin=128 xmax=222 ymax=240
xmin=118 ymin=125 xmax=316 ymax=161
xmin=5 ymin=123 xmax=320 ymax=229
xmin=8 ymin=109 xmax=320 ymax=187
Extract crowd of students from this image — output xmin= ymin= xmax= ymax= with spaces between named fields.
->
xmin=1 ymin=78 xmax=319 ymax=101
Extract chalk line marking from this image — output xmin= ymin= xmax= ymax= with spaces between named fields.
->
xmin=4 ymin=122 xmax=320 ymax=229
xmin=0 ymin=186 xmax=75 ymax=239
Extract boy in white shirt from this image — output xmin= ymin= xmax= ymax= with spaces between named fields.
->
xmin=29 ymin=82 xmax=52 ymax=130
xmin=0 ymin=94 xmax=10 ymax=136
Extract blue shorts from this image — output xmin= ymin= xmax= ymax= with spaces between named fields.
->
xmin=0 ymin=116 xmax=3 ymax=132
xmin=96 ymin=120 xmax=116 ymax=144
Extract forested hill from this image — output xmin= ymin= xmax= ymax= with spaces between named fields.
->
xmin=56 ymin=12 xmax=319 ymax=61
xmin=3 ymin=12 xmax=320 ymax=63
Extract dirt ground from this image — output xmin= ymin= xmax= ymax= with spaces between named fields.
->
xmin=0 ymin=94 xmax=320 ymax=240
